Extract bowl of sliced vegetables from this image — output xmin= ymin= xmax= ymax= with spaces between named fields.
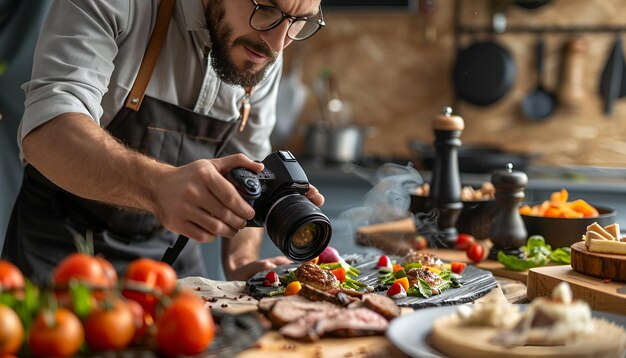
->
xmin=520 ymin=189 xmax=616 ymax=249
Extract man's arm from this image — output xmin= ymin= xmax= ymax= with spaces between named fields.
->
xmin=23 ymin=113 xmax=263 ymax=242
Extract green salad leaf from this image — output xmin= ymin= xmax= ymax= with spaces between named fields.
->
xmin=497 ymin=235 xmax=571 ymax=271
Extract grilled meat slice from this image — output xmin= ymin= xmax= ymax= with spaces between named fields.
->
xmin=315 ymin=308 xmax=389 ymax=338
xmin=403 ymin=251 xmax=443 ymax=268
xmin=328 ymin=287 xmax=364 ymax=299
xmin=279 ymin=308 xmax=388 ymax=341
xmin=362 ymin=293 xmax=401 ymax=321
xmin=406 ymin=267 xmax=444 ymax=288
xmin=257 ymin=295 xmax=310 ymax=314
xmin=266 ymin=298 xmax=338 ymax=328
xmin=294 ymin=263 xmax=339 ymax=291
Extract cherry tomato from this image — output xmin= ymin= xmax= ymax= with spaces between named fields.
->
xmin=455 ymin=233 xmax=476 ymax=251
xmin=84 ymin=299 xmax=135 ymax=351
xmin=156 ymin=291 xmax=215 ymax=357
xmin=29 ymin=308 xmax=84 ymax=357
xmin=467 ymin=243 xmax=485 ymax=263
xmin=96 ymin=256 xmax=118 ymax=286
xmin=0 ymin=304 xmax=23 ymax=355
xmin=450 ymin=262 xmax=467 ymax=274
xmin=0 ymin=261 xmax=25 ymax=291
xmin=125 ymin=298 xmax=151 ymax=344
xmin=52 ymin=253 xmax=114 ymax=289
xmin=122 ymin=258 xmax=177 ymax=318
xmin=412 ymin=236 xmax=428 ymax=251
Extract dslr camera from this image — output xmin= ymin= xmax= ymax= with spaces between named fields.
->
xmin=227 ymin=151 xmax=332 ymax=262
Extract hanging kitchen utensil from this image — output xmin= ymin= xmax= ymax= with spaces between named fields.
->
xmin=521 ymin=35 xmax=557 ymax=121
xmin=453 ymin=40 xmax=517 ymax=106
xmin=514 ymin=0 xmax=552 ymax=9
xmin=557 ymin=36 xmax=587 ymax=111
xmin=418 ymin=0 xmax=437 ymax=44
xmin=599 ymin=33 xmax=626 ymax=117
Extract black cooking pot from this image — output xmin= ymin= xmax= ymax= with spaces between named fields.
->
xmin=408 ymin=139 xmax=538 ymax=174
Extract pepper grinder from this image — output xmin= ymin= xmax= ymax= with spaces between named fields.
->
xmin=488 ymin=163 xmax=528 ymax=260
xmin=428 ymin=107 xmax=464 ymax=248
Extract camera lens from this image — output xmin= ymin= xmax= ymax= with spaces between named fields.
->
xmin=264 ymin=194 xmax=332 ymax=262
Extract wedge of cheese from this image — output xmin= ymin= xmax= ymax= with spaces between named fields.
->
xmin=587 ymin=239 xmax=626 ymax=255
xmin=583 ymin=222 xmax=626 ymax=255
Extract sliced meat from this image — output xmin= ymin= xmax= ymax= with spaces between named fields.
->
xmin=406 ymin=267 xmax=444 ymax=288
xmin=300 ymin=284 xmax=359 ymax=306
xmin=257 ymin=295 xmax=310 ymax=313
xmin=294 ymin=263 xmax=340 ymax=291
xmin=279 ymin=309 xmax=343 ymax=341
xmin=314 ymin=308 xmax=389 ymax=338
xmin=280 ymin=308 xmax=388 ymax=341
xmin=403 ymin=251 xmax=443 ymax=268
xmin=300 ymin=283 xmax=342 ymax=305
xmin=266 ymin=298 xmax=337 ymax=328
xmin=361 ymin=293 xmax=401 ymax=321
xmin=328 ymin=287 xmax=364 ymax=299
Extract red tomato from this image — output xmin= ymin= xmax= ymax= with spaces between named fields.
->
xmin=52 ymin=253 xmax=114 ymax=289
xmin=0 ymin=305 xmax=23 ymax=355
xmin=455 ymin=233 xmax=476 ymax=251
xmin=0 ymin=261 xmax=25 ymax=291
xmin=467 ymin=243 xmax=485 ymax=263
xmin=83 ymin=299 xmax=135 ymax=351
xmin=156 ymin=291 xmax=215 ymax=357
xmin=29 ymin=308 xmax=84 ymax=357
xmin=96 ymin=256 xmax=118 ymax=287
xmin=412 ymin=236 xmax=428 ymax=251
xmin=125 ymin=298 xmax=151 ymax=344
xmin=122 ymin=258 xmax=177 ymax=318
xmin=450 ymin=262 xmax=467 ymax=274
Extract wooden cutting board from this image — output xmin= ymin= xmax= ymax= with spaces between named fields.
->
xmin=526 ymin=265 xmax=626 ymax=315
xmin=571 ymin=241 xmax=626 ymax=282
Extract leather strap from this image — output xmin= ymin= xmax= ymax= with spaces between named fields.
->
xmin=124 ymin=0 xmax=176 ymax=111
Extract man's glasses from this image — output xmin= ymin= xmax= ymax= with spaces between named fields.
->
xmin=249 ymin=0 xmax=325 ymax=41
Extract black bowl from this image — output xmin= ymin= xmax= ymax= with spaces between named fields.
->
xmin=521 ymin=205 xmax=617 ymax=249
xmin=409 ymin=194 xmax=496 ymax=240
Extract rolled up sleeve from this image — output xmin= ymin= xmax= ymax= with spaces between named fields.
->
xmin=19 ymin=0 xmax=130 ymax=154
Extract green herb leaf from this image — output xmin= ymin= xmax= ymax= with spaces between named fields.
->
xmin=550 ymin=247 xmax=571 ymax=264
xmin=417 ymin=279 xmax=432 ymax=298
xmin=497 ymin=250 xmax=548 ymax=271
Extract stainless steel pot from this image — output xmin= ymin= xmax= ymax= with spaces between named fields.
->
xmin=304 ymin=123 xmax=372 ymax=163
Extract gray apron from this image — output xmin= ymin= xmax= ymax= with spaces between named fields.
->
xmin=2 ymin=0 xmax=250 ymax=283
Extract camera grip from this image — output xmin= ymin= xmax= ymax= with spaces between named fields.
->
xmin=227 ymin=167 xmax=262 ymax=205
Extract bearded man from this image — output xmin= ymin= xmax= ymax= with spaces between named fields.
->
xmin=2 ymin=0 xmax=325 ymax=283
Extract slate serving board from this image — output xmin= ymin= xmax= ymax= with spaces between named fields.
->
xmin=245 ymin=253 xmax=498 ymax=309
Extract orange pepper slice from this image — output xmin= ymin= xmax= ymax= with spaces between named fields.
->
xmin=393 ymin=277 xmax=410 ymax=291
xmin=284 ymin=281 xmax=302 ymax=296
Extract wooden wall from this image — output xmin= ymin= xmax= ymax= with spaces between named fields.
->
xmin=282 ymin=0 xmax=626 ymax=168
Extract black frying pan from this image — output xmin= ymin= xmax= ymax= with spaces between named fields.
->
xmin=453 ymin=40 xmax=517 ymax=106
xmin=521 ymin=35 xmax=557 ymax=121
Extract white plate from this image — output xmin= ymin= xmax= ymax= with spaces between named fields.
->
xmin=386 ymin=304 xmax=626 ymax=358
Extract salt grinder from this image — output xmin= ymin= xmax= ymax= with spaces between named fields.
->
xmin=488 ymin=164 xmax=528 ymax=260
xmin=428 ymin=107 xmax=464 ymax=248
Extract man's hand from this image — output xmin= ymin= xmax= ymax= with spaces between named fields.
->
xmin=306 ymin=184 xmax=325 ymax=207
xmin=226 ymin=256 xmax=292 ymax=281
xmin=154 ymin=154 xmax=264 ymax=243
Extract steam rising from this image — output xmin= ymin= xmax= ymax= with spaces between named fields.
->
xmin=335 ymin=162 xmax=450 ymax=254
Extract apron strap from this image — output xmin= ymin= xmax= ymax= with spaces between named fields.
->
xmin=124 ymin=0 xmax=176 ymax=111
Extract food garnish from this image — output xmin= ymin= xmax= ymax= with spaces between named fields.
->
xmin=386 ymin=282 xmax=407 ymax=298
xmin=263 ymin=272 xmax=280 ymax=287
xmin=376 ymin=255 xmax=393 ymax=272
xmin=497 ymin=235 xmax=571 ymax=271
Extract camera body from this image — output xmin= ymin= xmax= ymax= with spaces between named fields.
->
xmin=227 ymin=151 xmax=331 ymax=261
